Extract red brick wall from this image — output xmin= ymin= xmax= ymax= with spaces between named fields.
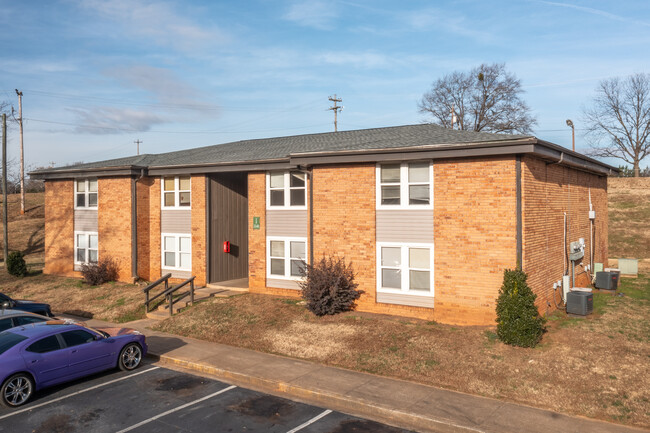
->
xmin=98 ymin=177 xmax=133 ymax=282
xmin=44 ymin=180 xmax=76 ymax=277
xmin=136 ymin=177 xmax=154 ymax=281
xmin=248 ymin=172 xmax=266 ymax=292
xmin=191 ymin=175 xmax=207 ymax=287
xmin=522 ymin=156 xmax=608 ymax=315
xmin=433 ymin=157 xmax=518 ymax=325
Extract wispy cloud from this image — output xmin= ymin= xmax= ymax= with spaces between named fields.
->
xmin=104 ymin=65 xmax=219 ymax=113
xmin=399 ymin=8 xmax=497 ymax=43
xmin=77 ymin=0 xmax=228 ymax=53
xmin=69 ymin=106 xmax=167 ymax=134
xmin=539 ymin=1 xmax=650 ymax=27
xmin=316 ymin=52 xmax=388 ymax=68
xmin=283 ymin=0 xmax=338 ymax=30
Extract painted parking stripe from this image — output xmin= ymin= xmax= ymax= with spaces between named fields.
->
xmin=0 ymin=366 xmax=160 ymax=421
xmin=115 ymin=384 xmax=237 ymax=433
xmin=286 ymin=409 xmax=332 ymax=433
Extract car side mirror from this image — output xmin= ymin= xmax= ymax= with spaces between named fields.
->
xmin=1 ymin=301 xmax=9 ymax=310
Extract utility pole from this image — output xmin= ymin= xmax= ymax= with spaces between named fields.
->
xmin=15 ymin=90 xmax=24 ymax=215
xmin=328 ymin=95 xmax=342 ymax=132
xmin=451 ymin=104 xmax=455 ymax=129
xmin=2 ymin=114 xmax=8 ymax=264
xmin=566 ymin=119 xmax=575 ymax=151
xmin=134 ymin=139 xmax=142 ymax=155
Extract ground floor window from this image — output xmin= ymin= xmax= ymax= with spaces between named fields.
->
xmin=75 ymin=232 xmax=98 ymax=264
xmin=267 ymin=237 xmax=307 ymax=279
xmin=377 ymin=242 xmax=434 ymax=296
xmin=162 ymin=233 xmax=191 ymax=271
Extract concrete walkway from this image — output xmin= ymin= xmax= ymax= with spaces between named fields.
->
xmin=78 ymin=316 xmax=648 ymax=433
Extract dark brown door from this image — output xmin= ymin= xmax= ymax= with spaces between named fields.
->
xmin=209 ymin=173 xmax=248 ymax=283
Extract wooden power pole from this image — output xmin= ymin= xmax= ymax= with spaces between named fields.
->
xmin=15 ymin=90 xmax=24 ymax=215
xmin=2 ymin=114 xmax=8 ymax=264
xmin=134 ymin=139 xmax=142 ymax=155
xmin=328 ymin=95 xmax=342 ymax=132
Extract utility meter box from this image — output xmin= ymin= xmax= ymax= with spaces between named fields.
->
xmin=569 ymin=241 xmax=584 ymax=261
xmin=566 ymin=291 xmax=593 ymax=316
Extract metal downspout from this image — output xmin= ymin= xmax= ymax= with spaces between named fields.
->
xmin=516 ymin=155 xmax=523 ymax=269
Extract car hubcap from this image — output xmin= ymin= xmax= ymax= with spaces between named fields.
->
xmin=122 ymin=346 xmax=141 ymax=369
xmin=5 ymin=377 xmax=31 ymax=405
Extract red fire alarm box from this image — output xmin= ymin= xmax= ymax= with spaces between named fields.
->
xmin=223 ymin=241 xmax=230 ymax=253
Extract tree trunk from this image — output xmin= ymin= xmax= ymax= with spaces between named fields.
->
xmin=634 ymin=160 xmax=640 ymax=177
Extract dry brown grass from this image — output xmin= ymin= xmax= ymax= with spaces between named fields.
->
xmin=0 ymin=270 xmax=146 ymax=322
xmin=608 ymin=178 xmax=650 ymax=261
xmin=154 ymin=282 xmax=650 ymax=428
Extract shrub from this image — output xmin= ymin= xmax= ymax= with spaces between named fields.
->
xmin=299 ymin=256 xmax=363 ymax=316
xmin=6 ymin=251 xmax=27 ymax=277
xmin=80 ymin=257 xmax=119 ymax=286
xmin=496 ymin=268 xmax=546 ymax=348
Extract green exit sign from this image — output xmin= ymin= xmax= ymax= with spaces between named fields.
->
xmin=253 ymin=217 xmax=260 ymax=230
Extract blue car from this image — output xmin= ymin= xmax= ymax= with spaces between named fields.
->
xmin=0 ymin=322 xmax=147 ymax=407
xmin=0 ymin=292 xmax=53 ymax=317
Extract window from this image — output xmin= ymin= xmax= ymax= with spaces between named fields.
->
xmin=267 ymin=237 xmax=307 ymax=279
xmin=162 ymin=176 xmax=191 ymax=208
xmin=62 ymin=330 xmax=95 ymax=347
xmin=377 ymin=243 xmax=434 ymax=296
xmin=267 ymin=171 xmax=307 ymax=208
xmin=75 ymin=179 xmax=98 ymax=208
xmin=15 ymin=316 xmax=48 ymax=326
xmin=0 ymin=333 xmax=28 ymax=355
xmin=0 ymin=318 xmax=12 ymax=332
xmin=161 ymin=234 xmax=191 ymax=271
xmin=377 ymin=162 xmax=433 ymax=209
xmin=75 ymin=232 xmax=98 ymax=264
xmin=26 ymin=335 xmax=62 ymax=354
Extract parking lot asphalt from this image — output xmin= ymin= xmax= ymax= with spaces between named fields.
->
xmin=0 ymin=362 xmax=414 ymax=433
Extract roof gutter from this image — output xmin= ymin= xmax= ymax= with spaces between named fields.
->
xmin=29 ymin=165 xmax=148 ymax=180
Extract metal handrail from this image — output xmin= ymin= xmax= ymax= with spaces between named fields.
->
xmin=165 ymin=277 xmax=195 ymax=317
xmin=143 ymin=273 xmax=171 ymax=313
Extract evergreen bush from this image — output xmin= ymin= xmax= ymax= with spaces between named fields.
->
xmin=6 ymin=251 xmax=27 ymax=277
xmin=495 ymin=268 xmax=546 ymax=347
xmin=80 ymin=257 xmax=119 ymax=286
xmin=299 ymin=256 xmax=363 ymax=316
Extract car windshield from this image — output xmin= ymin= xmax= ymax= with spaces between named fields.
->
xmin=0 ymin=293 xmax=12 ymax=303
xmin=0 ymin=332 xmax=28 ymax=355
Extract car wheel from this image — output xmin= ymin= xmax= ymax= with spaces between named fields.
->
xmin=1 ymin=373 xmax=34 ymax=407
xmin=118 ymin=343 xmax=142 ymax=371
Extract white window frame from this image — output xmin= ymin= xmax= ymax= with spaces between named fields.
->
xmin=161 ymin=233 xmax=192 ymax=271
xmin=74 ymin=179 xmax=98 ymax=209
xmin=266 ymin=171 xmax=308 ymax=210
xmin=161 ymin=176 xmax=191 ymax=209
xmin=376 ymin=242 xmax=434 ymax=297
xmin=376 ymin=161 xmax=433 ymax=210
xmin=74 ymin=231 xmax=98 ymax=265
xmin=266 ymin=236 xmax=308 ymax=280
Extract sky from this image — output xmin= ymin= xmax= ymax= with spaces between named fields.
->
xmin=1 ymin=0 xmax=649 ymax=171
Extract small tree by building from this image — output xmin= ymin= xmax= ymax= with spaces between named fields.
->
xmin=495 ymin=268 xmax=545 ymax=348
xmin=299 ymin=256 xmax=363 ymax=316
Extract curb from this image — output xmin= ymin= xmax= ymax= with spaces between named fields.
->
xmin=147 ymin=352 xmax=485 ymax=433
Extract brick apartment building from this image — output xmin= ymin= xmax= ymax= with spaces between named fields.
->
xmin=31 ymin=124 xmax=616 ymax=325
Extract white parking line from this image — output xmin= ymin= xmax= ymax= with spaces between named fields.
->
xmin=0 ymin=366 xmax=160 ymax=421
xmin=286 ymin=409 xmax=332 ymax=433
xmin=115 ymin=385 xmax=237 ymax=433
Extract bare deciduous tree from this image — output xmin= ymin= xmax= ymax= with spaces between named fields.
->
xmin=583 ymin=74 xmax=650 ymax=177
xmin=418 ymin=63 xmax=536 ymax=134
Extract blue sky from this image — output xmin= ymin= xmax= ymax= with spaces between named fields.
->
xmin=1 ymin=0 xmax=649 ymax=170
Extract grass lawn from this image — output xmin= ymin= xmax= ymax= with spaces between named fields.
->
xmin=153 ymin=274 xmax=650 ymax=428
xmin=0 ymin=270 xmax=147 ymax=323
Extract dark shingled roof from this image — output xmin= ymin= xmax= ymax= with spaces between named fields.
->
xmin=37 ymin=124 xmax=532 ymax=172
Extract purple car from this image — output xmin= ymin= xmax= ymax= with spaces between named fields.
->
xmin=0 ymin=322 xmax=147 ymax=407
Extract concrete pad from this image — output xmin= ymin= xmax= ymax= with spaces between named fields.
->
xmin=344 ymin=376 xmax=433 ymax=412
xmin=235 ymin=356 xmax=322 ymax=383
xmin=409 ymin=388 xmax=501 ymax=428
xmin=289 ymin=365 xmax=374 ymax=394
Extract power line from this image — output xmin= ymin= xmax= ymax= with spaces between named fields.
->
xmin=23 ymin=117 xmax=331 ymax=135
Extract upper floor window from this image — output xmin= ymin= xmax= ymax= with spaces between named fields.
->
xmin=162 ymin=176 xmax=191 ymax=209
xmin=75 ymin=179 xmax=97 ymax=208
xmin=376 ymin=162 xmax=433 ymax=209
xmin=267 ymin=171 xmax=306 ymax=209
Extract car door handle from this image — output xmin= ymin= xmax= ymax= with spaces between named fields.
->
xmin=30 ymin=359 xmax=38 ymax=363
xmin=71 ymin=350 xmax=78 ymax=353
